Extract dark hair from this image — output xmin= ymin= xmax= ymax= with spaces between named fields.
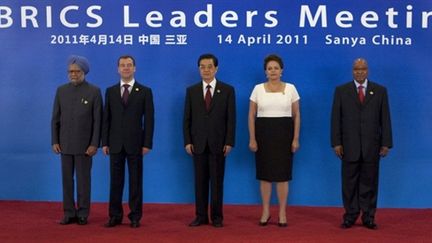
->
xmin=197 ymin=53 xmax=218 ymax=67
xmin=264 ymin=54 xmax=283 ymax=70
xmin=118 ymin=55 xmax=136 ymax=66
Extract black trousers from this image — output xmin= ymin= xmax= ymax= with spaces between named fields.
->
xmin=108 ymin=148 xmax=143 ymax=222
xmin=193 ymin=145 xmax=226 ymax=222
xmin=61 ymin=154 xmax=92 ymax=218
xmin=342 ymin=156 xmax=379 ymax=223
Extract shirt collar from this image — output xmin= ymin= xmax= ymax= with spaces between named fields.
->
xmin=202 ymin=78 xmax=216 ymax=89
xmin=354 ymin=79 xmax=368 ymax=89
xmin=121 ymin=79 xmax=135 ymax=88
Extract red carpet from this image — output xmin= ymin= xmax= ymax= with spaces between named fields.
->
xmin=0 ymin=201 xmax=431 ymax=243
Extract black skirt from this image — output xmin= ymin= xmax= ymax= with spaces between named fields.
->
xmin=255 ymin=117 xmax=294 ymax=182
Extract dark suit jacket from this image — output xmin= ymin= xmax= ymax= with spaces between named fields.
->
xmin=183 ymin=80 xmax=236 ymax=154
xmin=102 ymin=81 xmax=154 ymax=155
xmin=51 ymin=81 xmax=103 ymax=155
xmin=331 ymin=80 xmax=393 ymax=162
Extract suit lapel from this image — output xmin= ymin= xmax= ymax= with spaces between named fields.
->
xmin=208 ymin=83 xmax=220 ymax=112
xmin=363 ymin=82 xmax=376 ymax=106
xmin=119 ymin=81 xmax=142 ymax=109
xmin=195 ymin=81 xmax=221 ymax=113
xmin=189 ymin=83 xmax=206 ymax=113
xmin=348 ymin=82 xmax=362 ymax=107
xmin=127 ymin=82 xmax=141 ymax=106
xmin=347 ymin=80 xmax=376 ymax=107
xmin=113 ymin=84 xmax=124 ymax=108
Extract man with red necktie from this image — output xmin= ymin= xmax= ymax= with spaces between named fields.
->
xmin=331 ymin=58 xmax=393 ymax=230
xmin=102 ymin=55 xmax=154 ymax=228
xmin=183 ymin=53 xmax=236 ymax=228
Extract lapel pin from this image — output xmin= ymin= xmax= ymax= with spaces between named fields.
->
xmin=217 ymin=89 xmax=221 ymax=93
xmin=84 ymin=100 xmax=88 ymax=104
xmin=369 ymin=91 xmax=374 ymax=95
xmin=135 ymin=88 xmax=139 ymax=91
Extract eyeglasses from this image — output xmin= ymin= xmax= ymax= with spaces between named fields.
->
xmin=199 ymin=65 xmax=215 ymax=70
xmin=68 ymin=70 xmax=83 ymax=74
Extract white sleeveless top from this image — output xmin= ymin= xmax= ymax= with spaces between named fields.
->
xmin=250 ymin=83 xmax=300 ymax=117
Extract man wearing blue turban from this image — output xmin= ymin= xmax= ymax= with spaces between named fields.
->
xmin=68 ymin=55 xmax=90 ymax=75
xmin=51 ymin=55 xmax=102 ymax=225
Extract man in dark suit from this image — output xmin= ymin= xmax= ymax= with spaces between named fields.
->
xmin=183 ymin=53 xmax=236 ymax=228
xmin=102 ymin=55 xmax=154 ymax=228
xmin=331 ymin=58 xmax=393 ymax=230
xmin=51 ymin=55 xmax=102 ymax=225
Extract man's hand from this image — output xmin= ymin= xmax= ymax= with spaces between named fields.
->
xmin=185 ymin=144 xmax=194 ymax=156
xmin=52 ymin=144 xmax=61 ymax=154
xmin=102 ymin=146 xmax=109 ymax=155
xmin=142 ymin=147 xmax=151 ymax=155
xmin=379 ymin=146 xmax=390 ymax=157
xmin=334 ymin=145 xmax=343 ymax=158
xmin=223 ymin=145 xmax=232 ymax=157
xmin=85 ymin=146 xmax=98 ymax=156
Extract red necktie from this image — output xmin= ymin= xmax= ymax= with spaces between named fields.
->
xmin=122 ymin=84 xmax=130 ymax=105
xmin=205 ymin=85 xmax=212 ymax=111
xmin=358 ymin=85 xmax=365 ymax=104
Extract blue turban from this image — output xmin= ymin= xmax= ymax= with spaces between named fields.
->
xmin=68 ymin=55 xmax=90 ymax=74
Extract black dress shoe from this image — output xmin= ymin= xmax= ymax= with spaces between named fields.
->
xmin=130 ymin=220 xmax=140 ymax=228
xmin=259 ymin=216 xmax=271 ymax=226
xmin=363 ymin=220 xmax=377 ymax=230
xmin=277 ymin=217 xmax=287 ymax=227
xmin=278 ymin=222 xmax=287 ymax=227
xmin=188 ymin=217 xmax=209 ymax=227
xmin=212 ymin=220 xmax=223 ymax=228
xmin=77 ymin=217 xmax=88 ymax=225
xmin=340 ymin=220 xmax=354 ymax=229
xmin=59 ymin=216 xmax=77 ymax=225
xmin=104 ymin=218 xmax=122 ymax=227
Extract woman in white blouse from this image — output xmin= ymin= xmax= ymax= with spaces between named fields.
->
xmin=248 ymin=54 xmax=300 ymax=227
